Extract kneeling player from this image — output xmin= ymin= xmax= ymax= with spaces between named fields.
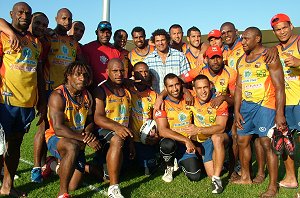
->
xmin=45 ymin=62 xmax=100 ymax=198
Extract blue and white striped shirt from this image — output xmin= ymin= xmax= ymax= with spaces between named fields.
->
xmin=144 ymin=47 xmax=190 ymax=93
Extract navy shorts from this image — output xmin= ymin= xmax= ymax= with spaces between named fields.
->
xmin=0 ymin=103 xmax=35 ymax=137
xmin=47 ymin=135 xmax=86 ymax=173
xmin=177 ymin=139 xmax=213 ymax=163
xmin=285 ymin=105 xmax=300 ymax=130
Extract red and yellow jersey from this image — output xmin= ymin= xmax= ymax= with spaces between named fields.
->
xmin=238 ymin=52 xmax=275 ymax=109
xmin=102 ymin=84 xmax=131 ymax=127
xmin=191 ymin=97 xmax=228 ymax=142
xmin=277 ymin=36 xmax=300 ymax=105
xmin=45 ymin=85 xmax=93 ymax=142
xmin=224 ymin=38 xmax=244 ymax=70
xmin=0 ymin=32 xmax=42 ymax=107
xmin=44 ymin=35 xmax=81 ymax=90
xmin=155 ymin=97 xmax=192 ymax=137
xmin=185 ymin=47 xmax=205 ymax=69
xmin=200 ymin=65 xmax=237 ymax=95
xmin=129 ymin=87 xmax=157 ymax=142
xmin=129 ymin=45 xmax=155 ymax=66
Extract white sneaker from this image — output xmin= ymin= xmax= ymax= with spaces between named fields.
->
xmin=108 ymin=184 xmax=124 ymax=198
xmin=162 ymin=166 xmax=174 ymax=182
xmin=173 ymin=158 xmax=179 ymax=171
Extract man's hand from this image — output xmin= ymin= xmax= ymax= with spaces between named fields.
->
xmin=263 ymin=47 xmax=279 ymax=64
xmin=82 ymin=132 xmax=97 ymax=144
xmin=184 ymin=124 xmax=199 ymax=136
xmin=114 ymin=125 xmax=133 ymax=140
xmin=183 ymin=89 xmax=194 ymax=106
xmin=87 ymin=140 xmax=102 ymax=151
xmin=235 ymin=112 xmax=245 ymax=130
xmin=210 ymin=95 xmax=225 ymax=108
xmin=284 ymin=54 xmax=300 ymax=67
xmin=275 ymin=114 xmax=287 ymax=131
xmin=184 ymin=139 xmax=196 ymax=153
xmin=195 ymin=53 xmax=204 ymax=66
xmin=36 ymin=102 xmax=47 ymax=126
xmin=8 ymin=33 xmax=20 ymax=52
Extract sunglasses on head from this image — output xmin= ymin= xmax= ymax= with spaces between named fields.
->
xmin=98 ymin=23 xmax=112 ymax=30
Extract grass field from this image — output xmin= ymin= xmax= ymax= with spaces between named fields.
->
xmin=10 ymin=118 xmax=300 ymax=198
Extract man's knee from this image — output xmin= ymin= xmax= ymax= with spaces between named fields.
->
xmin=110 ymin=135 xmax=124 ymax=149
xmin=160 ymin=138 xmax=176 ymax=155
xmin=180 ymin=157 xmax=201 ymax=182
xmin=211 ymin=134 xmax=225 ymax=146
xmin=260 ymin=137 xmax=272 ymax=151
xmin=58 ymin=139 xmax=81 ymax=157
xmin=237 ymin=135 xmax=250 ymax=148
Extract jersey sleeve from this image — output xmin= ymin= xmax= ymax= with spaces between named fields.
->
xmin=216 ymin=101 xmax=228 ymax=116
xmin=154 ymin=109 xmax=167 ymax=119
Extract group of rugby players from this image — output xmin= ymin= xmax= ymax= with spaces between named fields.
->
xmin=0 ymin=2 xmax=299 ymax=198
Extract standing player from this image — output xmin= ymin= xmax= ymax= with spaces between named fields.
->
xmin=45 ymin=61 xmax=99 ymax=198
xmin=113 ymin=29 xmax=132 ymax=78
xmin=0 ymin=2 xmax=43 ymax=197
xmin=234 ymin=27 xmax=286 ymax=198
xmin=169 ymin=24 xmax=187 ymax=52
xmin=68 ymin=21 xmax=85 ymax=45
xmin=271 ymin=13 xmax=299 ymax=189
xmin=82 ymin=21 xmax=120 ymax=88
xmin=129 ymin=26 xmax=155 ymax=66
xmin=93 ymin=58 xmax=133 ymax=198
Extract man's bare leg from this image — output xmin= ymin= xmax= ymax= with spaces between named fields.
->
xmin=253 ymin=137 xmax=265 ymax=184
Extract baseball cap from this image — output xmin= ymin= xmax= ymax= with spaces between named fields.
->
xmin=270 ymin=13 xmax=291 ymax=27
xmin=97 ymin=21 xmax=112 ymax=31
xmin=207 ymin=29 xmax=222 ymax=40
xmin=205 ymin=46 xmax=223 ymax=58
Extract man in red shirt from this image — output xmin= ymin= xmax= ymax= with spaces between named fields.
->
xmin=82 ymin=21 xmax=120 ymax=88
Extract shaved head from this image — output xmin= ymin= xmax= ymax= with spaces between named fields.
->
xmin=244 ymin=27 xmax=262 ymax=43
xmin=57 ymin=8 xmax=72 ymax=17
xmin=12 ymin=2 xmax=31 ymax=11
xmin=107 ymin=58 xmax=123 ymax=70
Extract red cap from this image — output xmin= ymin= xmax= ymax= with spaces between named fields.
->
xmin=270 ymin=13 xmax=291 ymax=27
xmin=205 ymin=46 xmax=223 ymax=58
xmin=207 ymin=29 xmax=222 ymax=40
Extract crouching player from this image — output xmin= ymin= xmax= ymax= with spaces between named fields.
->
xmin=185 ymin=74 xmax=229 ymax=194
xmin=128 ymin=62 xmax=160 ymax=174
xmin=45 ymin=61 xmax=101 ymax=198
xmin=155 ymin=74 xmax=201 ymax=183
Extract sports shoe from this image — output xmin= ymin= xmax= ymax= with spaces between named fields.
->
xmin=271 ymin=127 xmax=284 ymax=155
xmin=42 ymin=156 xmax=57 ymax=179
xmin=211 ymin=176 xmax=223 ymax=194
xmin=173 ymin=158 xmax=179 ymax=171
xmin=283 ymin=130 xmax=295 ymax=156
xmin=108 ymin=184 xmax=124 ymax=198
xmin=57 ymin=193 xmax=70 ymax=198
xmin=31 ymin=167 xmax=43 ymax=183
xmin=162 ymin=166 xmax=174 ymax=183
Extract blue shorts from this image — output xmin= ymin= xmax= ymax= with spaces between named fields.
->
xmin=47 ymin=135 xmax=86 ymax=173
xmin=0 ymin=103 xmax=35 ymax=137
xmin=285 ymin=105 xmax=300 ymax=130
xmin=237 ymin=101 xmax=275 ymax=137
xmin=177 ymin=139 xmax=213 ymax=163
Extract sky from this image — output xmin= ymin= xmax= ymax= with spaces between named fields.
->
xmin=0 ymin=0 xmax=299 ymax=45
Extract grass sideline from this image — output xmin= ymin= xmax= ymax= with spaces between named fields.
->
xmin=10 ymin=118 xmax=300 ymax=197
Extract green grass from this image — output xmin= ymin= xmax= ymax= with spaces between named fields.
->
xmin=11 ymin=118 xmax=300 ymax=197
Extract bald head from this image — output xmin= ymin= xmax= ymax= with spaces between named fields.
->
xmin=55 ymin=8 xmax=72 ymax=33
xmin=10 ymin=2 xmax=32 ymax=32
xmin=107 ymin=58 xmax=124 ymax=84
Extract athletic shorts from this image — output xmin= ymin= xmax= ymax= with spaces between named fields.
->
xmin=285 ymin=105 xmax=300 ymax=130
xmin=237 ymin=101 xmax=275 ymax=137
xmin=47 ymin=135 xmax=86 ymax=173
xmin=0 ymin=103 xmax=35 ymax=137
xmin=177 ymin=139 xmax=213 ymax=163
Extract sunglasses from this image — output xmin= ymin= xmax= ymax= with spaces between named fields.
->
xmin=98 ymin=23 xmax=112 ymax=30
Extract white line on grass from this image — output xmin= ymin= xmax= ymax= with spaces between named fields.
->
xmin=19 ymin=158 xmax=107 ymax=196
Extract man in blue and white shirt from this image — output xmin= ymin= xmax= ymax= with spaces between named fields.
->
xmin=144 ymin=29 xmax=190 ymax=93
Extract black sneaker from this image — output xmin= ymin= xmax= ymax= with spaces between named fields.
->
xmin=271 ymin=128 xmax=284 ymax=155
xmin=211 ymin=178 xmax=223 ymax=194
